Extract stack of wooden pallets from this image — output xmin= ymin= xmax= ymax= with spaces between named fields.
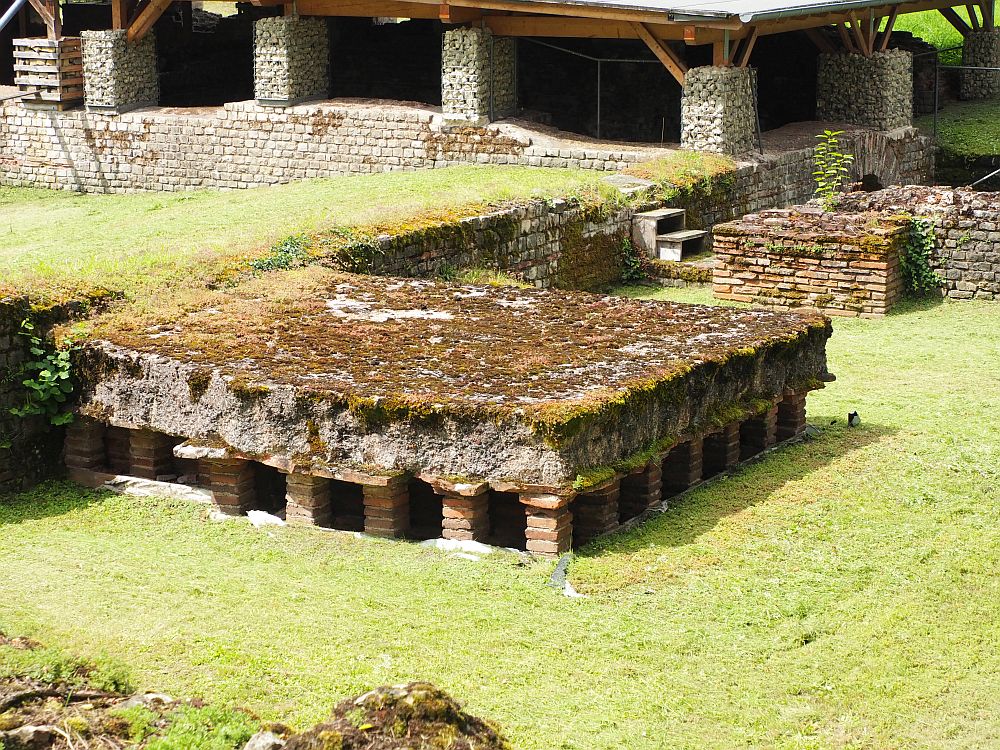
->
xmin=12 ymin=37 xmax=83 ymax=110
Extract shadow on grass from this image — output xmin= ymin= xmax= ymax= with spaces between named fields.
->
xmin=0 ymin=480 xmax=111 ymax=526
xmin=887 ymin=294 xmax=945 ymax=316
xmin=576 ymin=420 xmax=897 ymax=560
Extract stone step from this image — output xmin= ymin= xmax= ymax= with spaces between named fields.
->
xmin=656 ymin=229 xmax=708 ymax=262
xmin=632 ymin=207 xmax=688 ymax=258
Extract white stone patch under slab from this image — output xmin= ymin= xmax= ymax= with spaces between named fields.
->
xmin=103 ymin=475 xmax=213 ymax=504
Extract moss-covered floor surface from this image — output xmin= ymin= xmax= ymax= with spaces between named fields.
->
xmin=3 ymin=291 xmax=998 ymax=749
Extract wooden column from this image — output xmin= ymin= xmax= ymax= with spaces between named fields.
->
xmin=740 ymin=405 xmax=778 ymax=460
xmin=286 ymin=473 xmax=332 ymax=526
xmin=128 ymin=429 xmax=174 ymax=480
xmin=520 ymin=493 xmax=573 ymax=557
xmin=441 ymin=489 xmax=490 ymax=542
xmin=362 ymin=476 xmax=409 ymax=538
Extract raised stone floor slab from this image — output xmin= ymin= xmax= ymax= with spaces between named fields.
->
xmin=76 ymin=270 xmax=832 ymax=499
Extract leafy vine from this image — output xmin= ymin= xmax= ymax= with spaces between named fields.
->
xmin=902 ymin=218 xmax=944 ymax=295
xmin=8 ymin=318 xmax=78 ymax=426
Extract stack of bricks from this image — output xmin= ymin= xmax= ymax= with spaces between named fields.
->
xmin=702 ymin=423 xmax=741 ymax=477
xmin=362 ymin=477 xmax=410 ymax=538
xmin=713 ymin=208 xmax=909 ymax=317
xmin=205 ymin=458 xmax=255 ymax=515
xmin=661 ymin=438 xmax=703 ymax=496
xmin=571 ymin=481 xmax=620 ymax=545
xmin=441 ymin=489 xmax=490 ymax=542
xmin=104 ymin=426 xmax=131 ymax=474
xmin=619 ymin=462 xmax=663 ymax=520
xmin=128 ymin=430 xmax=175 ymax=480
xmin=522 ymin=496 xmax=573 ymax=556
xmin=64 ymin=418 xmax=106 ymax=472
xmin=740 ymin=405 xmax=778 ymax=460
xmin=777 ymin=391 xmax=808 ymax=440
xmin=286 ymin=473 xmax=331 ymax=526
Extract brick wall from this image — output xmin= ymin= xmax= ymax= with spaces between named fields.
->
xmin=838 ymin=186 xmax=1000 ymax=300
xmin=713 ymin=207 xmax=909 ymax=317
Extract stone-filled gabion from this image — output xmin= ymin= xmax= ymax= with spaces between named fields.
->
xmin=441 ymin=27 xmax=515 ymax=124
xmin=254 ymin=16 xmax=329 ymax=106
xmin=680 ymin=65 xmax=756 ymax=156
xmin=81 ymin=30 xmax=158 ymax=113
xmin=816 ymin=50 xmax=912 ymax=131
xmin=961 ymin=30 xmax=1000 ymax=100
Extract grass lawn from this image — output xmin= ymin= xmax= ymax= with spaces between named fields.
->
xmin=2 ymin=290 xmax=998 ymax=749
xmin=917 ymin=99 xmax=1000 ymax=160
xmin=0 ymin=166 xmax=600 ymax=298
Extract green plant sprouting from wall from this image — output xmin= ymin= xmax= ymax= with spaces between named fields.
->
xmin=813 ymin=130 xmax=855 ymax=211
xmin=619 ymin=236 xmax=647 ymax=284
xmin=8 ymin=318 xmax=78 ymax=426
xmin=902 ymin=217 xmax=944 ymax=294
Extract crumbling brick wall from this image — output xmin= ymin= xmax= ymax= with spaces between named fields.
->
xmin=713 ymin=208 xmax=909 ymax=317
xmin=838 ymin=186 xmax=1000 ymax=300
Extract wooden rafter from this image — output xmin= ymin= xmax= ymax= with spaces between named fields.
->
xmin=631 ymin=21 xmax=687 ymax=85
xmin=848 ymin=15 xmax=870 ymax=55
xmin=877 ymin=6 xmax=898 ymax=50
xmin=803 ymin=27 xmax=834 ymax=53
xmin=939 ymin=6 xmax=972 ymax=35
xmin=126 ymin=0 xmax=172 ymax=42
xmin=26 ymin=0 xmax=59 ymax=38
xmin=439 ymin=2 xmax=482 ymax=23
xmin=730 ymin=25 xmax=758 ymax=67
xmin=836 ymin=21 xmax=856 ymax=52
xmin=966 ymin=2 xmax=981 ymax=29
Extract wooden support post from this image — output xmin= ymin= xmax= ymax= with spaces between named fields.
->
xmin=733 ymin=26 xmax=758 ymax=67
xmin=877 ymin=6 xmax=899 ymax=51
xmin=362 ymin=477 xmax=409 ymax=538
xmin=286 ymin=473 xmax=332 ymax=526
xmin=111 ymin=0 xmax=129 ymax=30
xmin=662 ymin=437 xmax=703 ymax=497
xmin=129 ymin=429 xmax=175 ymax=480
xmin=619 ymin=461 xmax=663 ymax=520
xmin=967 ymin=2 xmax=981 ymax=30
xmin=572 ymin=480 xmax=620 ymax=546
xmin=440 ymin=490 xmax=490 ymax=542
xmin=520 ymin=493 xmax=573 ymax=557
xmin=837 ymin=22 xmax=856 ymax=53
xmin=127 ymin=0 xmax=172 ymax=43
xmin=940 ymin=7 xmax=972 ymax=36
xmin=632 ymin=21 xmax=687 ymax=85
xmin=849 ymin=16 xmax=870 ymax=56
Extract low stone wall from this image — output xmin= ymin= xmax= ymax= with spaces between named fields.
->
xmin=324 ymin=197 xmax=630 ymax=290
xmin=961 ymin=30 xmax=1000 ymax=100
xmin=838 ymin=186 xmax=1000 ymax=300
xmin=817 ymin=50 xmax=913 ymax=131
xmin=680 ymin=66 xmax=756 ymax=156
xmin=713 ymin=208 xmax=909 ymax=317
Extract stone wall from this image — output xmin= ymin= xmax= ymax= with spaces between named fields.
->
xmin=441 ymin=27 xmax=515 ymax=124
xmin=961 ymin=30 xmax=1000 ymax=100
xmin=681 ymin=65 xmax=756 ymax=156
xmin=328 ymin=198 xmax=631 ymax=290
xmin=254 ymin=16 xmax=329 ymax=106
xmin=0 ymin=300 xmax=67 ymax=494
xmin=713 ymin=208 xmax=909 ymax=317
xmin=838 ymin=186 xmax=1000 ymax=300
xmin=816 ymin=50 xmax=912 ymax=131
xmin=81 ymin=29 xmax=158 ymax=113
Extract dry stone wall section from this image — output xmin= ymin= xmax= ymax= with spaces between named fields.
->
xmin=441 ymin=27 xmax=515 ymax=123
xmin=81 ymin=30 xmax=158 ymax=113
xmin=961 ymin=30 xmax=1000 ymax=100
xmin=817 ymin=50 xmax=913 ymax=131
xmin=681 ymin=66 xmax=756 ymax=156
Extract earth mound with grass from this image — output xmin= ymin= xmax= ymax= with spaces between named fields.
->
xmin=284 ymin=682 xmax=510 ymax=750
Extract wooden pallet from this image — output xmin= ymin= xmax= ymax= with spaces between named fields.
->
xmin=12 ymin=37 xmax=84 ymax=110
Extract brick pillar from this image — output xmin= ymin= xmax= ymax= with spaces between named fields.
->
xmin=104 ymin=426 xmax=131 ymax=474
xmin=81 ymin=29 xmax=158 ymax=113
xmin=286 ymin=473 xmax=331 ymax=526
xmin=64 ymin=418 xmax=106 ymax=470
xmin=619 ymin=462 xmax=662 ymax=520
xmin=441 ymin=26 xmax=515 ymax=124
xmin=520 ymin=494 xmax=573 ymax=556
xmin=681 ymin=65 xmax=756 ymax=155
xmin=816 ymin=50 xmax=912 ymax=130
xmin=441 ymin=489 xmax=490 ymax=542
xmin=362 ymin=477 xmax=409 ymax=538
xmin=662 ymin=438 xmax=703 ymax=496
xmin=961 ymin=30 xmax=1000 ymax=100
xmin=253 ymin=16 xmax=329 ymax=106
xmin=205 ymin=458 xmax=255 ymax=515
xmin=129 ymin=430 xmax=175 ymax=480
xmin=777 ymin=391 xmax=808 ymax=441
xmin=740 ymin=406 xmax=778 ymax=460
xmin=703 ymin=423 xmax=741 ymax=478
xmin=571 ymin=480 xmax=619 ymax=546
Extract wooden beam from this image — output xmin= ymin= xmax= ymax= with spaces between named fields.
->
xmin=126 ymin=0 xmax=172 ymax=42
xmin=439 ymin=2 xmax=482 ymax=23
xmin=631 ymin=21 xmax=687 ymax=85
xmin=849 ymin=15 xmax=870 ymax=55
xmin=733 ymin=25 xmax=758 ymax=66
xmin=295 ymin=0 xmax=439 ymax=15
xmin=803 ymin=27 xmax=834 ymax=53
xmin=877 ymin=5 xmax=898 ymax=50
xmin=712 ymin=39 xmax=729 ymax=66
xmin=967 ymin=2 xmax=980 ymax=29
xmin=111 ymin=0 xmax=129 ymax=29
xmin=939 ymin=6 xmax=972 ymax=35
xmin=837 ymin=21 xmax=856 ymax=52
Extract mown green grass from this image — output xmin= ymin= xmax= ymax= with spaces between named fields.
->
xmin=917 ymin=99 xmax=1000 ymax=159
xmin=2 ymin=293 xmax=999 ymax=749
xmin=0 ymin=166 xmax=599 ymax=297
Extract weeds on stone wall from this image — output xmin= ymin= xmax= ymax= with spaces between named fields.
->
xmin=249 ymin=234 xmax=311 ymax=272
xmin=8 ymin=319 xmax=78 ymax=426
xmin=903 ymin=217 xmax=945 ymax=294
xmin=620 ymin=236 xmax=648 ymax=284
xmin=814 ymin=130 xmax=855 ymax=211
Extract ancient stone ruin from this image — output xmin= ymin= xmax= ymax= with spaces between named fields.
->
xmin=63 ymin=271 xmax=831 ymax=556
